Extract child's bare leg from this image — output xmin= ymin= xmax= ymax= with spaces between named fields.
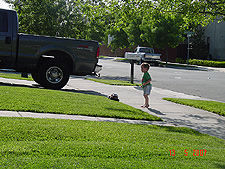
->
xmin=144 ymin=94 xmax=149 ymax=107
xmin=143 ymin=94 xmax=149 ymax=108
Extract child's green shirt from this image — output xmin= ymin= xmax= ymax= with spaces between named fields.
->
xmin=142 ymin=72 xmax=151 ymax=88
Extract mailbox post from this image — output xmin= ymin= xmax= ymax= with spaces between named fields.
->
xmin=184 ymin=31 xmax=194 ymax=67
xmin=130 ymin=60 xmax=135 ymax=84
xmin=125 ymin=53 xmax=142 ymax=84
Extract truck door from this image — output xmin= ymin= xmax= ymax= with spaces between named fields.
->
xmin=0 ymin=9 xmax=15 ymax=68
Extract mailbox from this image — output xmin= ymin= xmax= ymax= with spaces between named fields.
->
xmin=125 ymin=52 xmax=142 ymax=61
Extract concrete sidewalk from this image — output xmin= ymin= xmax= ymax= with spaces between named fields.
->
xmin=0 ymin=77 xmax=225 ymax=140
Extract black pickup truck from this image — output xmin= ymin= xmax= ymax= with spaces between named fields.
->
xmin=0 ymin=8 xmax=101 ymax=89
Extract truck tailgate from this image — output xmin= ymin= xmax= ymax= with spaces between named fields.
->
xmin=145 ymin=54 xmax=161 ymax=60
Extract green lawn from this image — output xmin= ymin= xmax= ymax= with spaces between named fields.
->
xmin=1 ymin=74 xmax=225 ymax=168
xmin=86 ymin=78 xmax=141 ymax=86
xmin=0 ymin=86 xmax=160 ymax=121
xmin=0 ymin=117 xmax=224 ymax=168
xmin=0 ymin=72 xmax=33 ymax=81
xmin=163 ymin=98 xmax=225 ymax=116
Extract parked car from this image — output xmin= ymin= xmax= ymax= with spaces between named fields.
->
xmin=0 ymin=8 xmax=101 ymax=89
xmin=125 ymin=46 xmax=161 ymax=66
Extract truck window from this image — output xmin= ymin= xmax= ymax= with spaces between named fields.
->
xmin=139 ymin=48 xmax=144 ymax=52
xmin=145 ymin=48 xmax=150 ymax=53
xmin=0 ymin=11 xmax=8 ymax=32
xmin=149 ymin=48 xmax=154 ymax=54
xmin=145 ymin=48 xmax=153 ymax=53
xmin=141 ymin=48 xmax=149 ymax=53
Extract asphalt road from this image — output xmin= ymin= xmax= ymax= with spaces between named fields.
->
xmin=98 ymin=58 xmax=225 ymax=102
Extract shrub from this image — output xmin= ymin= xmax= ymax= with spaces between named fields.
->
xmin=175 ymin=58 xmax=186 ymax=64
xmin=189 ymin=59 xmax=225 ymax=68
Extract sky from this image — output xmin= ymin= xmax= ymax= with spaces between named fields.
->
xmin=0 ymin=0 xmax=11 ymax=9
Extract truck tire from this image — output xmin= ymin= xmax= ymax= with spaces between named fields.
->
xmin=154 ymin=61 xmax=159 ymax=66
xmin=31 ymin=71 xmax=41 ymax=84
xmin=38 ymin=60 xmax=70 ymax=89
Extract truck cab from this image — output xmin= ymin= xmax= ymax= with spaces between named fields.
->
xmin=0 ymin=8 xmax=18 ymax=68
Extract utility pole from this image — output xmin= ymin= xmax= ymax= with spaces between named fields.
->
xmin=184 ymin=31 xmax=194 ymax=67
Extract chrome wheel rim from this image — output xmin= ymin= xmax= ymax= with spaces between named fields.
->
xmin=46 ymin=66 xmax=63 ymax=84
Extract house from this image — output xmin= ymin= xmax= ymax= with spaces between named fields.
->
xmin=204 ymin=18 xmax=225 ymax=60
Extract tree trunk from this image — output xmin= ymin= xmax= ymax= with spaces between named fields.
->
xmin=166 ymin=45 xmax=168 ymax=64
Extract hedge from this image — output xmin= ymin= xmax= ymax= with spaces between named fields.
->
xmin=189 ymin=59 xmax=225 ymax=68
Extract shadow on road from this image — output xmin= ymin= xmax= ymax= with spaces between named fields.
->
xmin=85 ymin=75 xmax=141 ymax=83
xmin=161 ymin=115 xmax=225 ymax=140
xmin=147 ymin=107 xmax=165 ymax=115
xmin=0 ymin=81 xmax=38 ymax=89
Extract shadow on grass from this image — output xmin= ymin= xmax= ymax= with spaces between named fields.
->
xmin=105 ymin=107 xmax=141 ymax=114
xmin=0 ymin=81 xmax=107 ymax=98
xmin=153 ymin=125 xmax=203 ymax=136
xmin=215 ymin=163 xmax=225 ymax=169
xmin=62 ymin=88 xmax=107 ymax=97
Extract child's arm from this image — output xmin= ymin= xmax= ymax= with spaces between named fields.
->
xmin=143 ymin=79 xmax=151 ymax=87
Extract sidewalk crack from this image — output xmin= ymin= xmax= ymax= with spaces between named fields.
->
xmin=17 ymin=111 xmax=23 ymax=117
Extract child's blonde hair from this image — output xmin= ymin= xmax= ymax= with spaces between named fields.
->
xmin=141 ymin=63 xmax=150 ymax=70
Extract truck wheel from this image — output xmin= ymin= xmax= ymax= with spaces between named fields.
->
xmin=31 ymin=71 xmax=40 ymax=84
xmin=154 ymin=61 xmax=159 ymax=66
xmin=38 ymin=60 xmax=69 ymax=89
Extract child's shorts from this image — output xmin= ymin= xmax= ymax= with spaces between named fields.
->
xmin=143 ymin=85 xmax=152 ymax=96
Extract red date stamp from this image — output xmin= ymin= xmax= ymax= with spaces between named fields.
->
xmin=169 ymin=149 xmax=207 ymax=156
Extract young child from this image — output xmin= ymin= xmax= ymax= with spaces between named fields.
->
xmin=141 ymin=63 xmax=152 ymax=108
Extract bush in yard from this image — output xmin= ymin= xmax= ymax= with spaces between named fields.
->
xmin=189 ymin=59 xmax=225 ymax=68
xmin=175 ymin=58 xmax=186 ymax=64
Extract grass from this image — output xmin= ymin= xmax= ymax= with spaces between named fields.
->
xmin=115 ymin=57 xmax=129 ymax=61
xmin=0 ymin=117 xmax=225 ymax=168
xmin=0 ymin=72 xmax=33 ymax=81
xmin=160 ymin=62 xmax=197 ymax=68
xmin=163 ymin=98 xmax=225 ymax=116
xmin=99 ymin=55 xmax=108 ymax=58
xmin=0 ymin=86 xmax=160 ymax=121
xmin=0 ymin=72 xmax=225 ymax=168
xmin=189 ymin=59 xmax=225 ymax=68
xmin=86 ymin=78 xmax=141 ymax=86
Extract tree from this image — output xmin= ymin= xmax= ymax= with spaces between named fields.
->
xmin=105 ymin=0 xmax=187 ymax=51
xmin=106 ymin=0 xmax=224 ymax=49
xmin=125 ymin=16 xmax=146 ymax=47
xmin=7 ymin=0 xmax=87 ymax=39
xmin=153 ymin=0 xmax=225 ymax=26
xmin=105 ymin=0 xmax=152 ymax=50
xmin=140 ymin=14 xmax=185 ymax=62
xmin=6 ymin=0 xmax=224 ymax=52
xmin=107 ymin=28 xmax=129 ymax=52
xmin=81 ymin=0 xmax=110 ymax=43
xmin=191 ymin=26 xmax=209 ymax=60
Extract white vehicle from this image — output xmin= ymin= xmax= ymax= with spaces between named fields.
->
xmin=125 ymin=46 xmax=161 ymax=66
